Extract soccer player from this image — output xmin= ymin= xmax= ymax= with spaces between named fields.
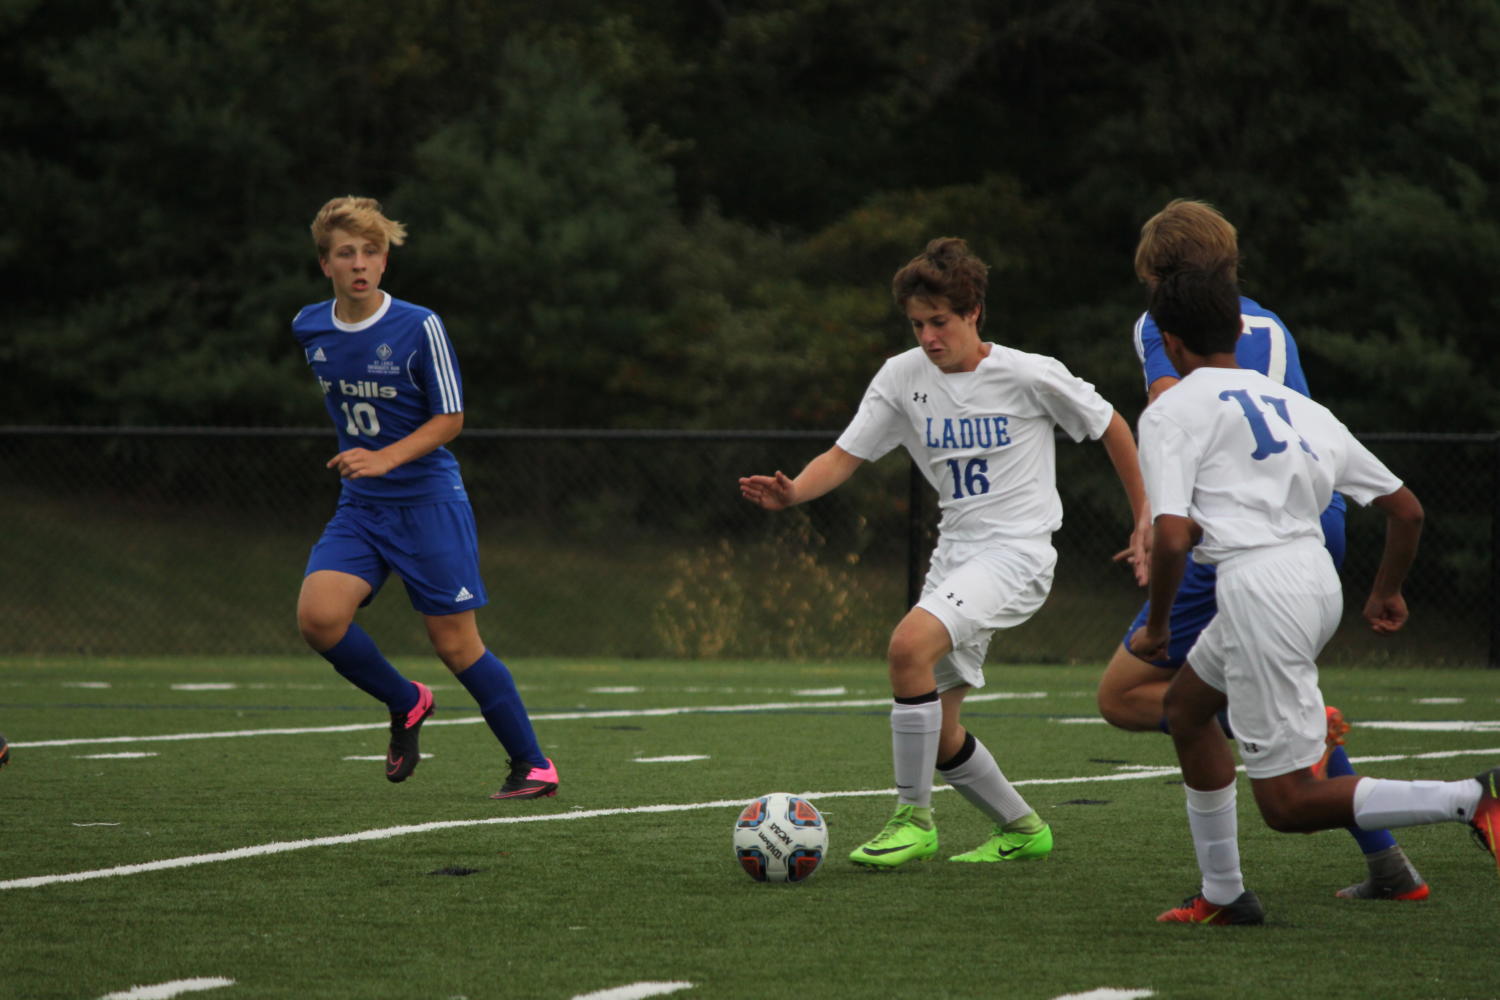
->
xmin=740 ymin=237 xmax=1149 ymax=868
xmin=1131 ymin=264 xmax=1499 ymax=925
xmin=1095 ymin=198 xmax=1427 ymax=901
xmin=293 ymin=196 xmax=558 ymax=800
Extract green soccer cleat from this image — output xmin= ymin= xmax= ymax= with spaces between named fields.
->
xmin=949 ymin=823 xmax=1053 ymax=863
xmin=849 ymin=804 xmax=939 ymax=869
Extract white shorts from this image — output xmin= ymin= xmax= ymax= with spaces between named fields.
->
xmin=1186 ymin=539 xmax=1342 ymax=779
xmin=915 ymin=536 xmax=1056 ymax=692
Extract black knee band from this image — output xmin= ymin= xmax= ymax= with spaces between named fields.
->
xmin=937 ymin=730 xmax=978 ymax=772
xmin=894 ymin=689 xmax=939 ymax=706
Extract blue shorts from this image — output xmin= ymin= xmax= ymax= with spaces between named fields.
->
xmin=1122 ymin=497 xmax=1347 ymax=669
xmin=305 ymin=499 xmax=488 ymax=616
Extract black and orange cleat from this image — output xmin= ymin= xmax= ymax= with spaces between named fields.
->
xmin=1470 ymin=766 xmax=1500 ymax=876
xmin=1156 ymin=890 xmax=1265 ymax=925
xmin=0 ymin=733 xmax=9 ymax=768
xmin=386 ymin=682 xmax=434 ymax=783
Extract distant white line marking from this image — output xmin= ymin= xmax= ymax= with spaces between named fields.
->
xmin=98 ymin=978 xmax=235 ymax=999
xmin=633 ymin=755 xmax=709 ymax=763
xmin=1359 ymin=721 xmax=1500 ymax=732
xmin=72 ymin=823 xmax=121 ymax=827
xmin=77 ymin=752 xmax=158 ymax=760
xmin=1051 ymin=990 xmax=1154 ymax=1000
xmin=1415 ymin=697 xmax=1466 ymax=705
xmin=170 ymin=684 xmax=238 ymax=691
xmin=589 ymin=686 xmax=643 ymax=694
xmin=1055 ymin=717 xmax=1108 ymax=725
xmin=11 ymin=691 xmax=1048 ymax=749
xmin=64 ymin=681 xmax=112 ymax=689
xmin=344 ymin=754 xmax=434 ymax=761
xmin=793 ymin=687 xmax=846 ymax=696
xmin=571 ymin=983 xmax=694 ymax=1000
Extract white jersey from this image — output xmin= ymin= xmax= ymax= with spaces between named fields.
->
xmin=836 ymin=343 xmax=1115 ymax=542
xmin=1138 ymin=366 xmax=1401 ymax=565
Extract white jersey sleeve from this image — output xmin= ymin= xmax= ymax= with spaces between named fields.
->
xmin=1137 ymin=407 xmax=1200 ymax=520
xmin=836 ymin=358 xmax=911 ymax=462
xmin=1028 ymin=355 xmax=1115 ymax=443
xmin=1328 ymin=422 xmax=1403 ymax=506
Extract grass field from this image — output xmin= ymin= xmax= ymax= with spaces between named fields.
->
xmin=3 ymin=656 xmax=1498 ymax=1000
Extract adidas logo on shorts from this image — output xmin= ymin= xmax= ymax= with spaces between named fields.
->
xmin=454 ymin=587 xmax=474 ymax=603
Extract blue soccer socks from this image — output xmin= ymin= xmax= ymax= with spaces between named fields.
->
xmin=457 ymin=651 xmax=544 ymax=766
xmin=320 ymin=623 xmax=419 ymax=714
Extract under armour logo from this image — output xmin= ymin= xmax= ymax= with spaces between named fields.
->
xmin=913 ymin=392 xmax=927 ymax=403
xmin=946 ymin=592 xmax=963 ymax=606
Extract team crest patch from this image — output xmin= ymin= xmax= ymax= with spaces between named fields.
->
xmin=367 ymin=343 xmax=401 ymax=376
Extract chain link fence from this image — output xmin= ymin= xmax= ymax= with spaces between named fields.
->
xmin=4 ymin=427 xmax=1495 ymax=666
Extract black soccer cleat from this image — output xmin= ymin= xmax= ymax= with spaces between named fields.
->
xmin=385 ymin=682 xmax=434 ymax=783
xmin=0 ymin=733 xmax=9 ymax=768
xmin=489 ymin=758 xmax=559 ymax=800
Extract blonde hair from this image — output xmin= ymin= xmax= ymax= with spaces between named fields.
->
xmin=310 ymin=196 xmax=407 ymax=259
xmin=1134 ymin=198 xmax=1239 ymax=285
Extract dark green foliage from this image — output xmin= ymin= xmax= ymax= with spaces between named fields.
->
xmin=2 ymin=1 xmax=1497 ymax=430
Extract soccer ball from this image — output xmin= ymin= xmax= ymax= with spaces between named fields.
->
xmin=733 ymin=792 xmax=827 ymax=883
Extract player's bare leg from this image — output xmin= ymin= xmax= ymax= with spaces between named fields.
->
xmin=296 ymin=569 xmax=370 ymax=652
xmin=1097 ymin=643 xmax=1177 ymax=732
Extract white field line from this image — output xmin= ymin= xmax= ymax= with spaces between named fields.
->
xmin=571 ymin=983 xmax=695 ymax=1000
xmin=12 ymin=746 xmax=1500 ymax=892
xmin=9 ymin=691 xmax=1048 ymax=749
xmin=1 ymin=772 xmax=1176 ymax=892
xmin=98 ymin=978 xmax=235 ymax=999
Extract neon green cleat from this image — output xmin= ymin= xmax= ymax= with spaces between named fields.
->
xmin=849 ymin=805 xmax=939 ymax=869
xmin=949 ymin=823 xmax=1053 ymax=863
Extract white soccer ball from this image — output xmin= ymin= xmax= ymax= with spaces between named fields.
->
xmin=733 ymin=791 xmax=828 ymax=883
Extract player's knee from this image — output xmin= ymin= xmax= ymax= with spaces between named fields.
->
xmin=1096 ymin=680 xmax=1127 ymax=726
xmin=1257 ymin=798 xmax=1304 ymax=833
xmin=296 ymin=607 xmax=344 ymax=651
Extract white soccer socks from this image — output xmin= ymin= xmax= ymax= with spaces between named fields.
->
xmin=1186 ymin=782 xmax=1245 ymax=906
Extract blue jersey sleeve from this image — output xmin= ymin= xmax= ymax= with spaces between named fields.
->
xmin=414 ymin=312 xmax=464 ymax=417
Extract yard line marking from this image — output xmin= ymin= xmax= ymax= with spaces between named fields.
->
xmin=98 ymin=978 xmax=235 ymax=999
xmin=571 ymin=983 xmax=694 ymax=1000
xmin=171 ymin=683 xmax=238 ymax=691
xmin=9 ymin=691 xmax=1048 ymax=749
xmin=76 ymin=752 xmax=159 ymax=759
xmin=1358 ymin=720 xmax=1500 ymax=732
xmin=634 ymin=755 xmax=710 ymax=763
xmin=1051 ymin=990 xmax=1154 ymax=1000
xmin=6 ymin=747 xmax=1495 ymax=892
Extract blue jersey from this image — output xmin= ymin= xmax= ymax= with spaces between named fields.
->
xmin=293 ymin=292 xmax=468 ymax=505
xmin=1133 ymin=294 xmax=1310 ymax=397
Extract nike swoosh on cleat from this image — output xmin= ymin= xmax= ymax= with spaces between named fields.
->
xmin=995 ymin=846 xmax=1025 ymax=857
xmin=858 ymin=844 xmax=923 ymax=856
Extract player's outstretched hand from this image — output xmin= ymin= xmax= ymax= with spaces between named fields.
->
xmin=739 ymin=471 xmax=796 ymax=511
xmin=1363 ymin=592 xmax=1409 ymax=635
